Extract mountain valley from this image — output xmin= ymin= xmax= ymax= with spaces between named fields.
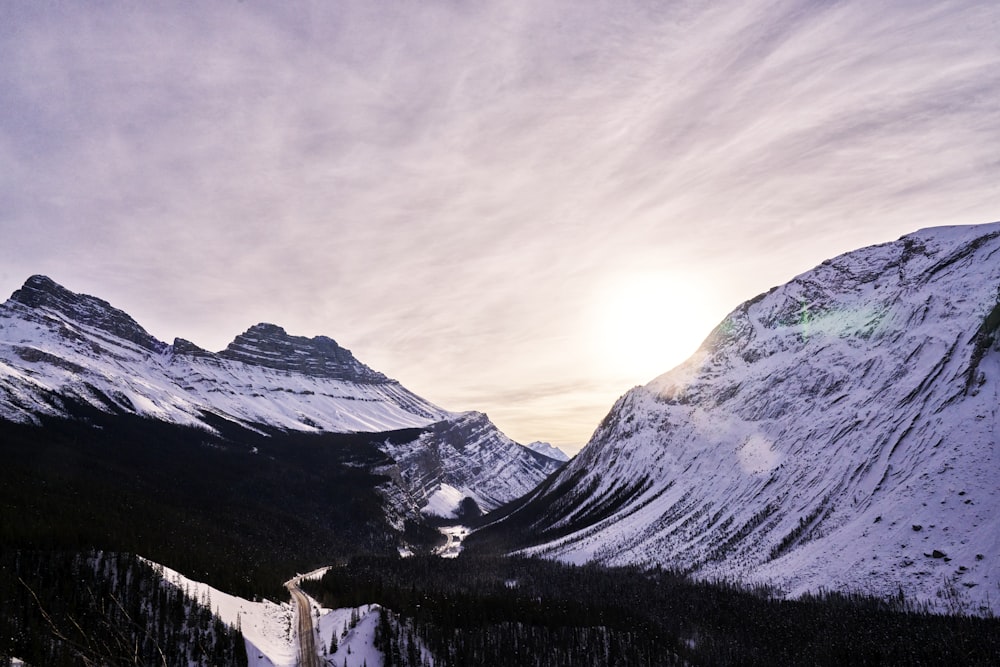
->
xmin=4 ymin=224 xmax=1000 ymax=665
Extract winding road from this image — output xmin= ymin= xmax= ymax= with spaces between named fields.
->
xmin=285 ymin=576 xmax=321 ymax=667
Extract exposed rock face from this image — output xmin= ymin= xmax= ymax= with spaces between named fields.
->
xmin=219 ymin=323 xmax=387 ymax=383
xmin=482 ymin=222 xmax=1000 ymax=615
xmin=9 ymin=274 xmax=166 ymax=353
xmin=170 ymin=337 xmax=214 ymax=358
xmin=0 ymin=276 xmax=442 ymax=431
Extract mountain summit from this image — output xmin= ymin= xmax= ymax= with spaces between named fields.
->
xmin=218 ymin=323 xmax=388 ymax=382
xmin=0 ymin=276 xmax=439 ymax=431
xmin=9 ymin=274 xmax=167 ymax=353
xmin=475 ymin=222 xmax=1000 ymax=615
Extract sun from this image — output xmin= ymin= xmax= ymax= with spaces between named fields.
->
xmin=590 ymin=271 xmax=717 ymax=383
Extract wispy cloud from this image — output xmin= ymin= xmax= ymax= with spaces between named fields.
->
xmin=2 ymin=0 xmax=999 ymax=451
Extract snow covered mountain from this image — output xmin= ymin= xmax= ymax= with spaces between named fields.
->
xmin=384 ymin=412 xmax=565 ymax=517
xmin=480 ymin=223 xmax=1000 ymax=615
xmin=525 ymin=441 xmax=571 ymax=462
xmin=0 ymin=275 xmax=561 ymax=515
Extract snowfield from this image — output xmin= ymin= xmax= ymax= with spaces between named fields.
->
xmin=0 ymin=307 xmax=446 ymax=434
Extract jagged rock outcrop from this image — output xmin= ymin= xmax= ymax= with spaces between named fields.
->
xmin=219 ymin=323 xmax=387 ymax=382
xmin=0 ymin=277 xmax=442 ymax=431
xmin=9 ymin=274 xmax=166 ymax=353
xmin=479 ymin=222 xmax=1000 ymax=615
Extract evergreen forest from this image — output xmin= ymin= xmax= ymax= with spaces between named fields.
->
xmin=0 ymin=550 xmax=247 ymax=666
xmin=304 ymin=554 xmax=1000 ymax=666
xmin=3 ymin=405 xmax=1000 ymax=665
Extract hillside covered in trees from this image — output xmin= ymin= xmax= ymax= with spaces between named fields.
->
xmin=0 ymin=550 xmax=247 ymax=666
xmin=303 ymin=554 xmax=1000 ymax=666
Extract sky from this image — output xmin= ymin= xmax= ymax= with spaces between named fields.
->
xmin=1 ymin=1 xmax=998 ymax=453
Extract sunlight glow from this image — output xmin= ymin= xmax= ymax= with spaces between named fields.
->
xmin=590 ymin=271 xmax=718 ymax=384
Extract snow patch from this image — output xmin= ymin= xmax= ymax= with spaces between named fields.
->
xmin=526 ymin=441 xmax=571 ymax=461
xmin=736 ymin=434 xmax=782 ymax=474
xmin=435 ymin=525 xmax=470 ymax=559
xmin=421 ymin=483 xmax=467 ymax=518
xmin=316 ymin=604 xmax=385 ymax=667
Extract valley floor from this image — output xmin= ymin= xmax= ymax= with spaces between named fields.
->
xmin=154 ymin=561 xmax=385 ymax=667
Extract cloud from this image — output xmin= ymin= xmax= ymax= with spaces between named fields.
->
xmin=2 ymin=0 xmax=999 ymax=449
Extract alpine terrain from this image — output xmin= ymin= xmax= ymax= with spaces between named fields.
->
xmin=473 ymin=222 xmax=1000 ymax=615
xmin=0 ymin=275 xmax=563 ymax=523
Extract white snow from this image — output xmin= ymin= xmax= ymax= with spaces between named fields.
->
xmin=525 ymin=440 xmax=572 ymax=461
xmin=421 ymin=483 xmax=468 ymax=518
xmin=0 ymin=290 xmax=561 ymax=526
xmin=147 ymin=558 xmax=386 ymax=667
xmin=145 ymin=558 xmax=296 ymax=667
xmin=736 ymin=433 xmax=782 ymax=474
xmin=434 ymin=525 xmax=471 ymax=559
xmin=0 ymin=302 xmax=449 ymax=434
xmin=316 ymin=604 xmax=385 ymax=667
xmin=384 ymin=411 xmax=563 ymax=515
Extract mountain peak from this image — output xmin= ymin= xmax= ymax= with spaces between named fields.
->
xmin=218 ymin=322 xmax=388 ymax=382
xmin=7 ymin=275 xmax=166 ymax=353
xmin=525 ymin=441 xmax=571 ymax=462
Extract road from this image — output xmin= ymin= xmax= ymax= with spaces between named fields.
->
xmin=285 ymin=576 xmax=321 ymax=667
xmin=434 ymin=525 xmax=469 ymax=559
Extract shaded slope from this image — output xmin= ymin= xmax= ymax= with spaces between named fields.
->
xmin=0 ymin=397 xmax=433 ymax=600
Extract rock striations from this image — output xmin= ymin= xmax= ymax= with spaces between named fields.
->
xmin=218 ymin=323 xmax=388 ymax=382
xmin=10 ymin=274 xmax=167 ymax=353
xmin=0 ymin=276 xmax=563 ymax=517
xmin=480 ymin=223 xmax=1000 ymax=615
xmin=384 ymin=411 xmax=564 ymax=516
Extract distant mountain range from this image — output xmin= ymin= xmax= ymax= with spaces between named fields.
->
xmin=472 ymin=222 xmax=1000 ymax=615
xmin=0 ymin=274 xmax=563 ymax=521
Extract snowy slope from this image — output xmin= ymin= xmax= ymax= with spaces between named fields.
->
xmin=150 ymin=560 xmax=386 ymax=667
xmin=0 ymin=276 xmax=445 ymax=432
xmin=494 ymin=223 xmax=1000 ymax=615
